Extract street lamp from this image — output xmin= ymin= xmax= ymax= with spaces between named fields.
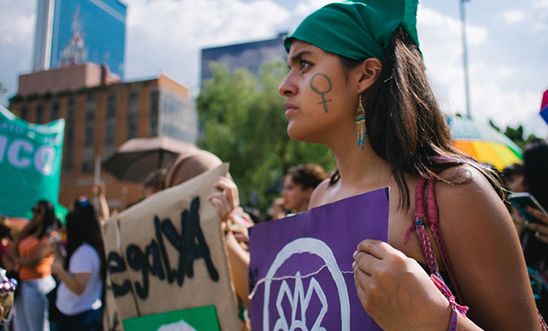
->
xmin=459 ymin=0 xmax=472 ymax=118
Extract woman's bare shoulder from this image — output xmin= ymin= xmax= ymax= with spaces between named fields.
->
xmin=436 ymin=164 xmax=502 ymax=208
xmin=308 ymin=178 xmax=332 ymax=209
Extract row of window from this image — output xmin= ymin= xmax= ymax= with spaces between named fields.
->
xmin=17 ymin=90 xmax=161 ymax=173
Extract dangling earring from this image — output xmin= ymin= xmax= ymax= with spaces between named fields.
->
xmin=355 ymin=94 xmax=366 ymax=148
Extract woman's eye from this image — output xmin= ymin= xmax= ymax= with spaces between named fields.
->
xmin=299 ymin=60 xmax=312 ymax=71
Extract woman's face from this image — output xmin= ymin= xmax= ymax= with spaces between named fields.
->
xmin=281 ymin=175 xmax=312 ymax=212
xmin=278 ymin=41 xmax=360 ymax=144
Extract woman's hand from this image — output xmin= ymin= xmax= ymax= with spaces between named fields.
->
xmin=353 ymin=240 xmax=451 ymax=331
xmin=208 ymin=176 xmax=241 ymax=222
xmin=525 ymin=206 xmax=548 ymax=244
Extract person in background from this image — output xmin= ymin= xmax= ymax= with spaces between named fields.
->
xmin=502 ymin=163 xmax=525 ymax=193
xmin=12 ymin=200 xmax=59 ymax=331
xmin=518 ymin=139 xmax=548 ymax=317
xmin=51 ymin=206 xmax=106 ymax=331
xmin=267 ymin=197 xmax=287 ymax=220
xmin=281 ymin=164 xmax=327 ymax=214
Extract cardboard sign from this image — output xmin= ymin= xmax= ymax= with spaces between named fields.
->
xmin=249 ymin=188 xmax=389 ymax=331
xmin=103 ymin=164 xmax=240 ymax=331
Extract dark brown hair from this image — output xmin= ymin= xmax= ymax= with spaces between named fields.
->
xmin=287 ymin=164 xmax=327 ymax=190
xmin=332 ymin=26 xmax=503 ymax=210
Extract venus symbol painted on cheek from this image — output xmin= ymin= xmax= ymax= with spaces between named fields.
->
xmin=310 ymin=73 xmax=333 ymax=113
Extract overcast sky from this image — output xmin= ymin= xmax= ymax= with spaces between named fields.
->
xmin=1 ymin=0 xmax=547 ymax=136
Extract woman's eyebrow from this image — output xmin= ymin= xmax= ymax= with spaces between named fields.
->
xmin=288 ymin=50 xmax=313 ymax=65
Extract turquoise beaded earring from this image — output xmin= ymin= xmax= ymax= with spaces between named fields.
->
xmin=355 ymin=94 xmax=366 ymax=148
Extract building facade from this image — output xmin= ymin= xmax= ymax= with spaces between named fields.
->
xmin=200 ymin=33 xmax=287 ymax=84
xmin=9 ymin=64 xmax=197 ymax=209
xmin=33 ymin=0 xmax=127 ymax=78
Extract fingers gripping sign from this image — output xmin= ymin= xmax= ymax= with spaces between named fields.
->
xmin=208 ymin=176 xmax=241 ymax=223
xmin=352 ymin=240 xmax=452 ymax=331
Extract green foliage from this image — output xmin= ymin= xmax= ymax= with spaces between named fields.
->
xmin=197 ymin=62 xmax=335 ymax=211
xmin=503 ymin=124 xmax=539 ymax=149
xmin=489 ymin=119 xmax=540 ymax=149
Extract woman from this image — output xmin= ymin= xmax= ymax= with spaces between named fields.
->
xmin=51 ymin=207 xmax=105 ymax=330
xmin=12 ymin=200 xmax=58 ymax=331
xmin=518 ymin=139 xmax=548 ymax=317
xmin=281 ymin=164 xmax=327 ymax=214
xmin=211 ymin=0 xmax=545 ymax=330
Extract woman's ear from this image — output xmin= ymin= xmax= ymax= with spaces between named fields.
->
xmin=357 ymin=58 xmax=382 ymax=93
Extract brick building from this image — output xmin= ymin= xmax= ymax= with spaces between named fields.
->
xmin=9 ymin=63 xmax=198 ymax=210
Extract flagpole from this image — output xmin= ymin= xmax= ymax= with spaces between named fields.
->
xmin=459 ymin=0 xmax=472 ymax=118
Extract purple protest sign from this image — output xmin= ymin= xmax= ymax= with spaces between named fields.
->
xmin=249 ymin=187 xmax=389 ymax=331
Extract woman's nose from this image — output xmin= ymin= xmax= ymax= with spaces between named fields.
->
xmin=278 ymin=73 xmax=297 ymax=97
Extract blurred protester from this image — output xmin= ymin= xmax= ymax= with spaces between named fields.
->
xmin=51 ymin=207 xmax=105 ymax=331
xmin=0 ymin=218 xmax=16 ymax=330
xmin=0 ymin=268 xmax=16 ymax=330
xmin=281 ymin=164 xmax=327 ymax=214
xmin=0 ymin=219 xmax=15 ymax=278
xmin=267 ymin=197 xmax=287 ymax=220
xmin=502 ymin=163 xmax=526 ymax=193
xmin=518 ymin=139 xmax=548 ymax=317
xmin=12 ymin=200 xmax=59 ymax=331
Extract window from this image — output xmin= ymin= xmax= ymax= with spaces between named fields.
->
xmin=149 ymin=90 xmax=159 ymax=136
xmin=127 ymin=91 xmax=139 ymax=139
xmin=63 ymin=96 xmax=76 ymax=171
xmin=82 ymin=92 xmax=96 ymax=172
xmin=36 ymin=103 xmax=44 ymax=124
xmin=105 ymin=93 xmax=117 ymax=147
xmin=51 ymin=97 xmax=60 ymax=120
xmin=20 ymin=105 xmax=28 ymax=120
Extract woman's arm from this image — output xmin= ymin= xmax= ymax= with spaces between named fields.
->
xmin=225 ymin=232 xmax=251 ymax=307
xmin=209 ymin=176 xmax=252 ymax=306
xmin=16 ymin=243 xmax=53 ymax=267
xmin=51 ymin=257 xmax=90 ymax=295
xmin=354 ymin=166 xmax=541 ymax=331
xmin=437 ymin=166 xmax=540 ymax=330
xmin=353 ymin=240 xmax=482 ymax=331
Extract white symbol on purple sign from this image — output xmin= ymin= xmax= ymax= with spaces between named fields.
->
xmin=263 ymin=238 xmax=350 ymax=331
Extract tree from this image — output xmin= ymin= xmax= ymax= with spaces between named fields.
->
xmin=197 ymin=62 xmax=335 ymax=211
xmin=489 ymin=120 xmax=540 ymax=150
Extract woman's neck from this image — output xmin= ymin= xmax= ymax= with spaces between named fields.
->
xmin=329 ymin=138 xmax=392 ymax=190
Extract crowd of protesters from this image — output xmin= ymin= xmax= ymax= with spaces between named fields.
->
xmin=0 ymin=142 xmax=546 ymax=330
xmin=0 ymin=0 xmax=547 ymax=330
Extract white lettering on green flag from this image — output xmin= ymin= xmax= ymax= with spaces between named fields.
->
xmin=0 ymin=106 xmax=64 ymax=218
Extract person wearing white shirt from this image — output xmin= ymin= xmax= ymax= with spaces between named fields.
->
xmin=51 ymin=205 xmax=105 ymax=331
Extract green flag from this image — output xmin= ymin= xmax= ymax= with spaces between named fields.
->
xmin=0 ymin=106 xmax=65 ymax=218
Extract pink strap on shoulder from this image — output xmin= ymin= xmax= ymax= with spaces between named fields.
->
xmin=407 ymin=177 xmax=462 ymax=301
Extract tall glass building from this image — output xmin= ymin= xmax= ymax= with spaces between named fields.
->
xmin=33 ymin=0 xmax=127 ymax=78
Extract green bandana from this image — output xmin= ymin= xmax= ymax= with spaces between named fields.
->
xmin=284 ymin=0 xmax=420 ymax=61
